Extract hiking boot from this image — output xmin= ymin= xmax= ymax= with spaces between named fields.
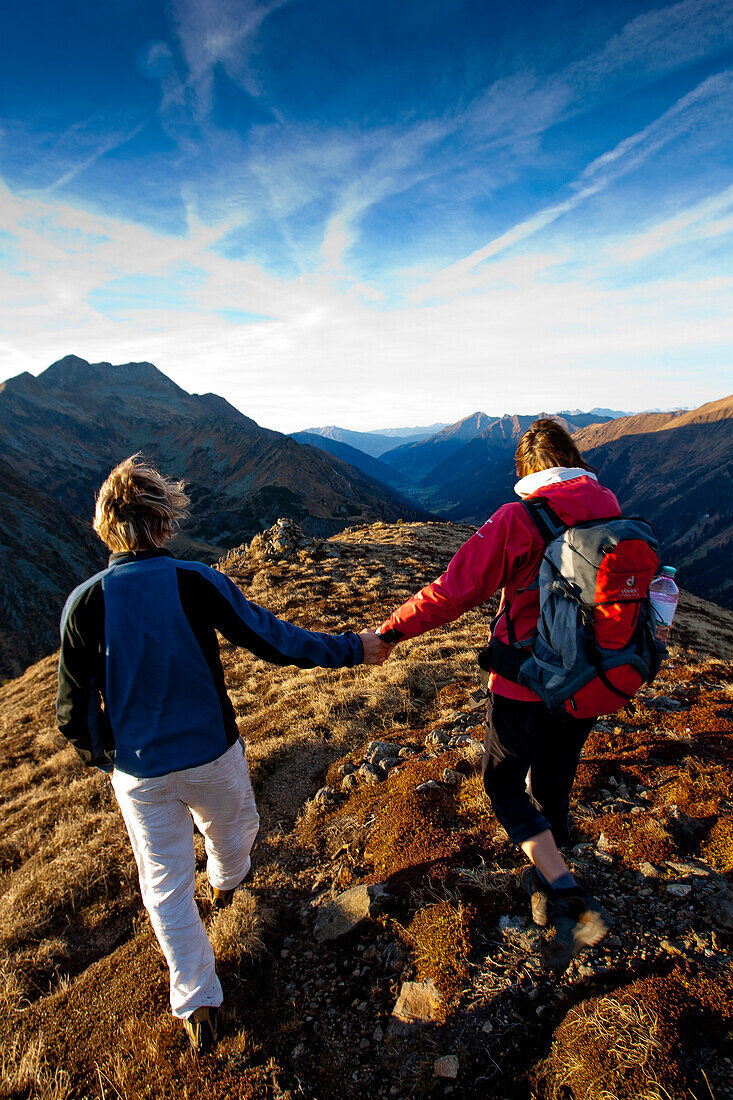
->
xmin=520 ymin=866 xmax=548 ymax=927
xmin=210 ymin=885 xmax=236 ymax=910
xmin=183 ymin=1006 xmax=219 ymax=1054
xmin=544 ymin=891 xmax=611 ymax=969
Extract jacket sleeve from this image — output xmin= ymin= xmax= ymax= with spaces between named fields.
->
xmin=379 ymin=504 xmax=535 ymax=641
xmin=56 ymin=587 xmax=115 ymax=771
xmin=203 ymin=568 xmax=364 ymax=668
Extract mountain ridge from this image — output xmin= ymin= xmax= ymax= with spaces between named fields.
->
xmin=0 ymin=356 xmax=431 ymax=679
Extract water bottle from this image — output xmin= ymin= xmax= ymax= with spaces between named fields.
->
xmin=649 ymin=567 xmax=679 ymax=645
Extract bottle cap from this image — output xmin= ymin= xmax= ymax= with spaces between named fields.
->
xmin=662 ymin=566 xmax=677 ymax=576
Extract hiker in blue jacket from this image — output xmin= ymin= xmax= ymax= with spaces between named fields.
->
xmin=56 ymin=454 xmax=388 ymax=1054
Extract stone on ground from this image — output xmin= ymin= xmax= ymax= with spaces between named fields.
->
xmin=314 ymin=884 xmax=389 ymax=942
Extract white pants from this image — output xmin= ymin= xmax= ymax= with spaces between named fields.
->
xmin=112 ymin=739 xmax=260 ymax=1018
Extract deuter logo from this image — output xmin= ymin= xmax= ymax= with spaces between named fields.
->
xmin=620 ymin=574 xmax=639 ymax=596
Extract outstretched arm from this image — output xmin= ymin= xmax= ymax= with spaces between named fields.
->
xmin=197 ymin=566 xmax=365 ymax=668
xmin=379 ymin=506 xmax=529 ymax=643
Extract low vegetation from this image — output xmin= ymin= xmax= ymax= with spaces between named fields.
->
xmin=0 ymin=521 xmax=731 ymax=1099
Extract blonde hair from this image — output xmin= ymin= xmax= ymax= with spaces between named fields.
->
xmin=94 ymin=454 xmax=189 ymax=552
xmin=515 ymin=418 xmax=594 ymax=478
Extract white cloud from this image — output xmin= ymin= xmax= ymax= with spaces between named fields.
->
xmin=412 ymin=71 xmax=733 ymax=303
xmin=574 ymin=0 xmax=733 ymax=91
xmin=45 ymin=124 xmax=146 ymax=193
xmin=2 ymin=5 xmax=732 ymax=429
xmin=0 ymin=162 xmax=730 ymax=433
xmin=169 ymin=0 xmax=289 ymax=117
xmin=611 ymin=182 xmax=733 ymax=262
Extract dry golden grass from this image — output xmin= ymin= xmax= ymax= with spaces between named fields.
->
xmin=209 ymin=889 xmax=272 ymax=967
xmin=536 ymin=966 xmax=733 ymax=1100
xmin=0 ymin=1035 xmax=72 ymax=1100
xmin=400 ymin=900 xmax=473 ymax=1007
xmin=537 ymin=997 xmax=668 ymax=1100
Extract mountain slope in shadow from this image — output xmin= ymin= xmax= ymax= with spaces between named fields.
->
xmin=0 ymin=355 xmax=431 ymax=678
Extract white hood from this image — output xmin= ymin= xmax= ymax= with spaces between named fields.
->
xmin=514 ymin=466 xmax=597 ymax=499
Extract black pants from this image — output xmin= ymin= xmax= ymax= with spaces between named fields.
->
xmin=482 ymin=692 xmax=594 ymax=847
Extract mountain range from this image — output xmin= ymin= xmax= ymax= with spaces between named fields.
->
xmin=1 ymin=354 xmax=730 ymax=680
xmin=576 ymin=397 xmax=733 ymax=610
xmin=0 ymin=356 xmax=430 ymax=679
xmin=300 ymin=422 xmax=448 ymax=458
xmin=377 ymin=410 xmax=613 ymax=508
xmin=300 ymin=398 xmax=733 ymax=610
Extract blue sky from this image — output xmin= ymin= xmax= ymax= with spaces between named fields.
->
xmin=0 ymin=0 xmax=731 ymax=431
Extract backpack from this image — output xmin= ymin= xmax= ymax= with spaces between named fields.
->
xmin=480 ymin=498 xmax=664 ymax=719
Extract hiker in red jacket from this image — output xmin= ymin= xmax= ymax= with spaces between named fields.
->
xmin=378 ymin=419 xmax=615 ymax=964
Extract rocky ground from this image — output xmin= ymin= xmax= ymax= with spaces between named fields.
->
xmin=0 ymin=521 xmax=731 ymax=1100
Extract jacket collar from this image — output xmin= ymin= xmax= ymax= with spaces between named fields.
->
xmin=514 ymin=466 xmax=598 ymax=499
xmin=108 ymin=548 xmax=175 ymax=566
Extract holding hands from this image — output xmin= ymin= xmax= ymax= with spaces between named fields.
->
xmin=358 ymin=630 xmax=396 ymax=666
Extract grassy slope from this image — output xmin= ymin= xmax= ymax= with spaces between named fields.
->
xmin=0 ymin=522 xmax=731 ymax=1100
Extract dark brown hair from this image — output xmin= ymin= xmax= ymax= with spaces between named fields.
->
xmin=514 ymin=418 xmax=594 ymax=478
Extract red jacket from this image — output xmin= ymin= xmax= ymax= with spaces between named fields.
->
xmin=379 ymin=473 xmax=621 ymax=701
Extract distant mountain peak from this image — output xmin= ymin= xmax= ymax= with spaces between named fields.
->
xmin=40 ymin=355 xmax=188 ymax=398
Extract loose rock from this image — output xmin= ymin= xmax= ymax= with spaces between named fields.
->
xmin=708 ymin=885 xmax=733 ymax=932
xmin=314 ymin=884 xmax=389 ymax=942
xmin=388 ymin=980 xmax=444 ymax=1034
xmin=434 ymin=1055 xmax=459 ymax=1079
xmin=366 ymin=741 xmax=404 ymax=766
xmin=313 ymin=786 xmax=340 ymax=806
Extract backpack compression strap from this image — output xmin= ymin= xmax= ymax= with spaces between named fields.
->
xmin=478 ymin=498 xmax=566 ymax=681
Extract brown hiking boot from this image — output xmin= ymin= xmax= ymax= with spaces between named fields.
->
xmin=210 ymin=885 xmax=236 ymax=910
xmin=183 ymin=1006 xmax=219 ymax=1054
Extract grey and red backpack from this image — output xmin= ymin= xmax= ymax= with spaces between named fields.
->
xmin=481 ymin=499 xmax=664 ymax=719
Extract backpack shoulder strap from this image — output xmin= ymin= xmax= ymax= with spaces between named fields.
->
xmin=521 ymin=497 xmax=568 ymax=543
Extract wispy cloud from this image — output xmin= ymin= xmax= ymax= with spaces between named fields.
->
xmin=45 ymin=124 xmax=146 ymax=193
xmin=611 ymin=183 xmax=733 ymax=262
xmin=1 ymin=157 xmax=730 ymax=432
xmin=168 ymin=0 xmax=289 ymax=117
xmin=411 ymin=71 xmax=733 ymax=302
xmin=572 ymin=0 xmax=733 ymax=94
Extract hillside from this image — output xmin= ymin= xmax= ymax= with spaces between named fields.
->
xmin=0 ymin=460 xmax=106 ymax=679
xmin=571 ymin=411 xmax=686 ymax=450
xmin=579 ymin=396 xmax=733 ymax=609
xmin=291 ymin=432 xmax=408 ymax=491
xmin=573 ymin=397 xmax=731 ymax=452
xmin=0 ymin=521 xmax=731 ymax=1100
xmin=378 ymin=397 xmax=733 ymax=611
xmin=0 ymin=356 xmax=430 ymax=679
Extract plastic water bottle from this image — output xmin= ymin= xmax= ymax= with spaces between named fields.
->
xmin=649 ymin=567 xmax=679 ymax=645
